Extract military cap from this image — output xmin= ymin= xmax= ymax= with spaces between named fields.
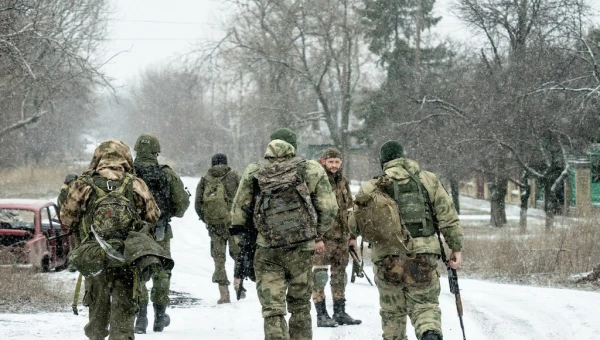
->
xmin=134 ymin=133 xmax=161 ymax=154
xmin=270 ymin=128 xmax=297 ymax=149
xmin=379 ymin=140 xmax=404 ymax=166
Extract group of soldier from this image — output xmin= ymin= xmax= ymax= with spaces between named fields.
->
xmin=58 ymin=127 xmax=463 ymax=340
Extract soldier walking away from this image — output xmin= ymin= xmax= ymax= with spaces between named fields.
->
xmin=312 ymin=147 xmax=361 ymax=327
xmin=133 ymin=134 xmax=190 ymax=334
xmin=352 ymin=141 xmax=463 ymax=340
xmin=60 ymin=139 xmax=162 ymax=340
xmin=230 ymin=128 xmax=338 ymax=340
xmin=195 ymin=153 xmax=241 ymax=304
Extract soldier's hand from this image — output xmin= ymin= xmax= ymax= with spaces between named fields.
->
xmin=448 ymin=251 xmax=462 ymax=269
xmin=348 ymin=238 xmax=357 ymax=249
xmin=315 ymin=240 xmax=325 ymax=254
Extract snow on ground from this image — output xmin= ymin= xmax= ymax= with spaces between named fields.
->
xmin=2 ymin=177 xmax=600 ymax=339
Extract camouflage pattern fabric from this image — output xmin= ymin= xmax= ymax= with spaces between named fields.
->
xmin=231 ymin=139 xmax=338 ymax=250
xmin=374 ymin=254 xmax=442 ymax=340
xmin=352 ymin=158 xmax=463 ymax=263
xmin=207 ymin=224 xmax=240 ymax=285
xmin=195 ymin=164 xmax=240 ymax=223
xmin=322 ymin=172 xmax=353 ymax=240
xmin=351 ymin=157 xmax=463 ymax=340
xmin=83 ymin=267 xmax=138 ymax=340
xmin=312 ymin=238 xmax=348 ymax=303
xmin=254 ymin=246 xmax=314 ymax=340
xmin=139 ymin=236 xmax=172 ymax=306
xmin=134 ymin=152 xmax=190 ymax=308
xmin=231 ymin=139 xmax=337 ymax=340
xmin=60 ymin=139 xmax=160 ymax=339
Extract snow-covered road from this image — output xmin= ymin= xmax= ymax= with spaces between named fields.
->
xmin=1 ymin=177 xmax=599 ymax=339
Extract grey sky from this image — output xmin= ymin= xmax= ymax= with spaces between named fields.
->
xmin=101 ymin=0 xmax=600 ymax=87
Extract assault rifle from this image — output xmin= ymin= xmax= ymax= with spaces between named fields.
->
xmin=349 ymin=247 xmax=373 ymax=286
xmin=232 ymin=205 xmax=258 ymax=300
xmin=233 ymin=228 xmax=257 ymax=300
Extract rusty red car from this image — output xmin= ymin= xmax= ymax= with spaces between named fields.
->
xmin=0 ymin=199 xmax=71 ymax=271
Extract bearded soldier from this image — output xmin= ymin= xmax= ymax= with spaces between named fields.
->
xmin=230 ymin=128 xmax=338 ymax=340
xmin=312 ymin=147 xmax=361 ymax=327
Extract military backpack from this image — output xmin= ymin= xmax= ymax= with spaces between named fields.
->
xmin=353 ymin=177 xmax=414 ymax=254
xmin=253 ymin=156 xmax=318 ymax=248
xmin=202 ymin=174 xmax=231 ymax=225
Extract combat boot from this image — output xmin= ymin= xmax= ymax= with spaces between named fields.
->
xmin=422 ymin=330 xmax=443 ymax=340
xmin=134 ymin=302 xmax=148 ymax=334
xmin=233 ymin=278 xmax=246 ymax=299
xmin=217 ymin=284 xmax=231 ymax=304
xmin=314 ymin=300 xmax=338 ymax=327
xmin=153 ymin=304 xmax=171 ymax=332
xmin=332 ymin=299 xmax=362 ymax=325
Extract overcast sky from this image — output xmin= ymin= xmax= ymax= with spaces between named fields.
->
xmin=100 ymin=0 xmax=600 ymax=88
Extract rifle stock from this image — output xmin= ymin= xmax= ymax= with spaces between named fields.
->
xmin=349 ymin=247 xmax=373 ymax=286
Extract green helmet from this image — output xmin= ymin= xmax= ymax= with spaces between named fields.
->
xmin=134 ymin=134 xmax=161 ymax=154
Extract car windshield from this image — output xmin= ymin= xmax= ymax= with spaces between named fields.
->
xmin=0 ymin=209 xmax=35 ymax=230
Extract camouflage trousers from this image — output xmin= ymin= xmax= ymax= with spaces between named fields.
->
xmin=208 ymin=224 xmax=240 ymax=286
xmin=83 ymin=267 xmax=138 ymax=340
xmin=311 ymin=238 xmax=349 ymax=303
xmin=254 ymin=246 xmax=314 ymax=340
xmin=374 ymin=254 xmax=442 ymax=340
xmin=139 ymin=236 xmax=171 ymax=307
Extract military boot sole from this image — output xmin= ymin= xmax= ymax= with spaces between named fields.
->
xmin=333 ymin=314 xmax=362 ymax=325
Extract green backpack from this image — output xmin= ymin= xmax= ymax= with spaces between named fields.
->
xmin=253 ymin=157 xmax=318 ymax=248
xmin=353 ymin=177 xmax=414 ymax=254
xmin=202 ymin=174 xmax=231 ymax=225
xmin=82 ymin=173 xmax=139 ymax=237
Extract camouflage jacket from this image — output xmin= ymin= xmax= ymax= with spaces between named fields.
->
xmin=231 ymin=140 xmax=338 ymax=250
xmin=195 ymin=164 xmax=240 ymax=221
xmin=134 ymin=155 xmax=190 ymax=218
xmin=60 ymin=140 xmax=160 ymax=233
xmin=351 ymin=158 xmax=463 ymax=262
xmin=323 ymin=171 xmax=354 ymax=241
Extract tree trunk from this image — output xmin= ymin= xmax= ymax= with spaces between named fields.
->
xmin=489 ymin=174 xmax=508 ymax=227
xmin=519 ymin=176 xmax=530 ymax=233
xmin=450 ymin=178 xmax=460 ymax=215
xmin=544 ymin=182 xmax=558 ymax=232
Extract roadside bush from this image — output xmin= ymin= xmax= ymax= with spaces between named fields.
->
xmin=0 ymin=165 xmax=86 ymax=199
xmin=460 ymin=211 xmax=600 ymax=286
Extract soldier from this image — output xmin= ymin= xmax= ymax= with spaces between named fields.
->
xmin=352 ymin=141 xmax=463 ymax=340
xmin=133 ymin=133 xmax=190 ymax=334
xmin=230 ymin=128 xmax=338 ymax=340
xmin=60 ymin=139 xmax=161 ymax=340
xmin=312 ymin=147 xmax=361 ymax=327
xmin=195 ymin=153 xmax=241 ymax=304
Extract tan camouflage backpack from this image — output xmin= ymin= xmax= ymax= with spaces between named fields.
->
xmin=353 ymin=177 xmax=414 ymax=253
xmin=253 ymin=156 xmax=318 ymax=248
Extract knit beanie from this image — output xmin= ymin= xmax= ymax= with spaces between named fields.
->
xmin=379 ymin=141 xmax=404 ymax=166
xmin=270 ymin=128 xmax=297 ymax=150
xmin=211 ymin=153 xmax=228 ymax=166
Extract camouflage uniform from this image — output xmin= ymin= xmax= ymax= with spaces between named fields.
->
xmin=60 ymin=140 xmax=160 ymax=340
xmin=195 ymin=163 xmax=241 ymax=297
xmin=133 ymin=134 xmax=190 ymax=333
xmin=231 ymin=138 xmax=338 ymax=340
xmin=134 ymin=156 xmax=190 ymax=306
xmin=353 ymin=157 xmax=463 ymax=340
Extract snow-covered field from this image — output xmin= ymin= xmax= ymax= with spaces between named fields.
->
xmin=2 ymin=177 xmax=600 ymax=339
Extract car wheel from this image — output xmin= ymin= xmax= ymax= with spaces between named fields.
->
xmin=41 ymin=256 xmax=50 ymax=272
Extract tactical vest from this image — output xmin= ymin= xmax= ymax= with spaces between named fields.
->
xmin=383 ymin=171 xmax=435 ymax=238
xmin=135 ymin=164 xmax=171 ymax=223
xmin=253 ymin=157 xmax=318 ymax=248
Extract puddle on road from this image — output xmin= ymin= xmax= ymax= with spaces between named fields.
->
xmin=169 ymin=290 xmax=201 ymax=308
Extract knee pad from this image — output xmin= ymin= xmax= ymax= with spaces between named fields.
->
xmin=313 ymin=268 xmax=329 ymax=289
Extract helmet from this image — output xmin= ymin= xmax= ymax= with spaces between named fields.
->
xmin=134 ymin=134 xmax=161 ymax=154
